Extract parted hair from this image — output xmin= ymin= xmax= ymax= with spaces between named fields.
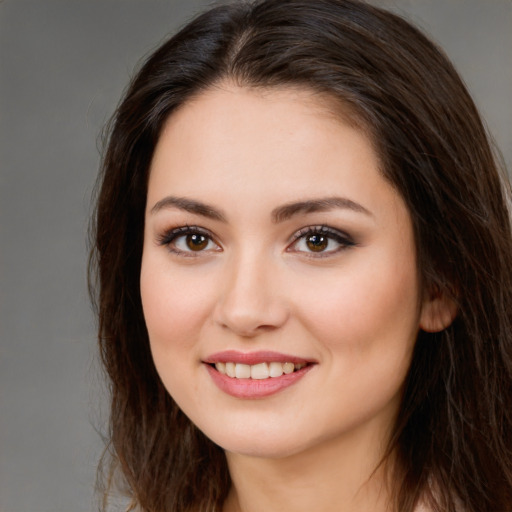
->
xmin=89 ymin=1 xmax=512 ymax=511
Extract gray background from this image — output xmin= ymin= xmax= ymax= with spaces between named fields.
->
xmin=1 ymin=1 xmax=510 ymax=512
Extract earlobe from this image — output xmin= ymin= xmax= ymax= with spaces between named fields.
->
xmin=419 ymin=292 xmax=458 ymax=333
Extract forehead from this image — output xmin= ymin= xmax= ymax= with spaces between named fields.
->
xmin=162 ymin=82 xmax=368 ymax=144
xmin=147 ymin=84 xmax=404 ymax=226
xmin=152 ymin=86 xmax=374 ymax=177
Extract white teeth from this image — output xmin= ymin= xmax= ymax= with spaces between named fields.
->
xmin=269 ymin=361 xmax=284 ymax=378
xmin=283 ymin=362 xmax=295 ymax=374
xmin=214 ymin=361 xmax=307 ymax=379
xmin=251 ymin=362 xmax=269 ymax=380
xmin=225 ymin=362 xmax=236 ymax=378
xmin=235 ymin=363 xmax=251 ymax=379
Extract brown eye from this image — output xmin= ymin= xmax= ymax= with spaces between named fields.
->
xmin=186 ymin=233 xmax=208 ymax=251
xmin=306 ymin=234 xmax=329 ymax=252
xmin=288 ymin=226 xmax=355 ymax=256
xmin=159 ymin=227 xmax=220 ymax=255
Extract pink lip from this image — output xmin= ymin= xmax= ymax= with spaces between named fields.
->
xmin=203 ymin=350 xmax=314 ymax=365
xmin=203 ymin=351 xmax=316 ymax=399
xmin=205 ymin=364 xmax=314 ymax=399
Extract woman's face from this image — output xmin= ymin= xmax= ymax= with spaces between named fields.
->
xmin=141 ymin=85 xmax=429 ymax=459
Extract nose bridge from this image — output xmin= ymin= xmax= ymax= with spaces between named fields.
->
xmin=214 ymin=244 xmax=288 ymax=336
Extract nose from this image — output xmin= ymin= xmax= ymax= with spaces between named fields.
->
xmin=213 ymin=251 xmax=289 ymax=337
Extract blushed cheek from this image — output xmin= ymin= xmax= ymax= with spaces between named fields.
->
xmin=140 ymin=262 xmax=211 ymax=408
xmin=294 ymin=263 xmax=420 ymax=355
xmin=140 ymin=262 xmax=214 ymax=352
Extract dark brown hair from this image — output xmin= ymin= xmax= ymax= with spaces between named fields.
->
xmin=89 ymin=1 xmax=512 ymax=511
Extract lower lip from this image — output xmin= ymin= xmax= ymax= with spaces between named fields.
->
xmin=205 ymin=364 xmax=314 ymax=399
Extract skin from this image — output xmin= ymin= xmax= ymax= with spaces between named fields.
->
xmin=140 ymin=84 xmax=450 ymax=512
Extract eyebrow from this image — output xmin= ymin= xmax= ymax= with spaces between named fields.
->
xmin=271 ymin=197 xmax=372 ymax=223
xmin=149 ymin=195 xmax=372 ymax=223
xmin=150 ymin=196 xmax=227 ymax=222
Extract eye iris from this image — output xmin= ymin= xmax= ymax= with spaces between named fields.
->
xmin=306 ymin=234 xmax=328 ymax=252
xmin=186 ymin=233 xmax=208 ymax=251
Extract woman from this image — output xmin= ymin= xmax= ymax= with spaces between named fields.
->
xmin=89 ymin=1 xmax=512 ymax=511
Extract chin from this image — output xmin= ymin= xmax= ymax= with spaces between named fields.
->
xmin=193 ymin=416 xmax=323 ymax=460
xmin=217 ymin=433 xmax=309 ymax=459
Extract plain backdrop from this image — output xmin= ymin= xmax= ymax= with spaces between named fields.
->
xmin=0 ymin=1 xmax=511 ymax=511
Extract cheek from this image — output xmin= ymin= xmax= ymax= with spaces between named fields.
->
xmin=139 ymin=255 xmax=221 ymax=406
xmin=291 ymin=257 xmax=420 ymax=428
xmin=140 ymin=256 xmax=216 ymax=353
xmin=292 ymin=250 xmax=420 ymax=359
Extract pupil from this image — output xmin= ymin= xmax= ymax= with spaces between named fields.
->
xmin=306 ymin=234 xmax=328 ymax=252
xmin=186 ymin=234 xmax=208 ymax=251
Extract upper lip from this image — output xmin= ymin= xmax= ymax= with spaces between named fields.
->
xmin=203 ymin=350 xmax=316 ymax=366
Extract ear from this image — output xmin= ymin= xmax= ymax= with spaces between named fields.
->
xmin=419 ymin=290 xmax=457 ymax=333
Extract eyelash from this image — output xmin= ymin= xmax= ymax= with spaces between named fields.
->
xmin=157 ymin=224 xmax=355 ymax=257
xmin=157 ymin=225 xmax=220 ymax=257
xmin=288 ymin=225 xmax=355 ymax=257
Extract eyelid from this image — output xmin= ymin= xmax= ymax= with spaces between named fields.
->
xmin=157 ymin=225 xmax=221 ymax=256
xmin=156 ymin=223 xmax=354 ymax=257
xmin=287 ymin=225 xmax=355 ymax=255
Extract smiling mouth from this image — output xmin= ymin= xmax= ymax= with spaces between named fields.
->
xmin=205 ymin=353 xmax=315 ymax=398
xmin=211 ymin=361 xmax=308 ymax=380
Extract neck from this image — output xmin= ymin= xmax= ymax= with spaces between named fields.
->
xmin=223 ymin=426 xmax=395 ymax=512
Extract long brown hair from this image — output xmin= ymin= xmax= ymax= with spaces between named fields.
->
xmin=89 ymin=1 xmax=512 ymax=510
